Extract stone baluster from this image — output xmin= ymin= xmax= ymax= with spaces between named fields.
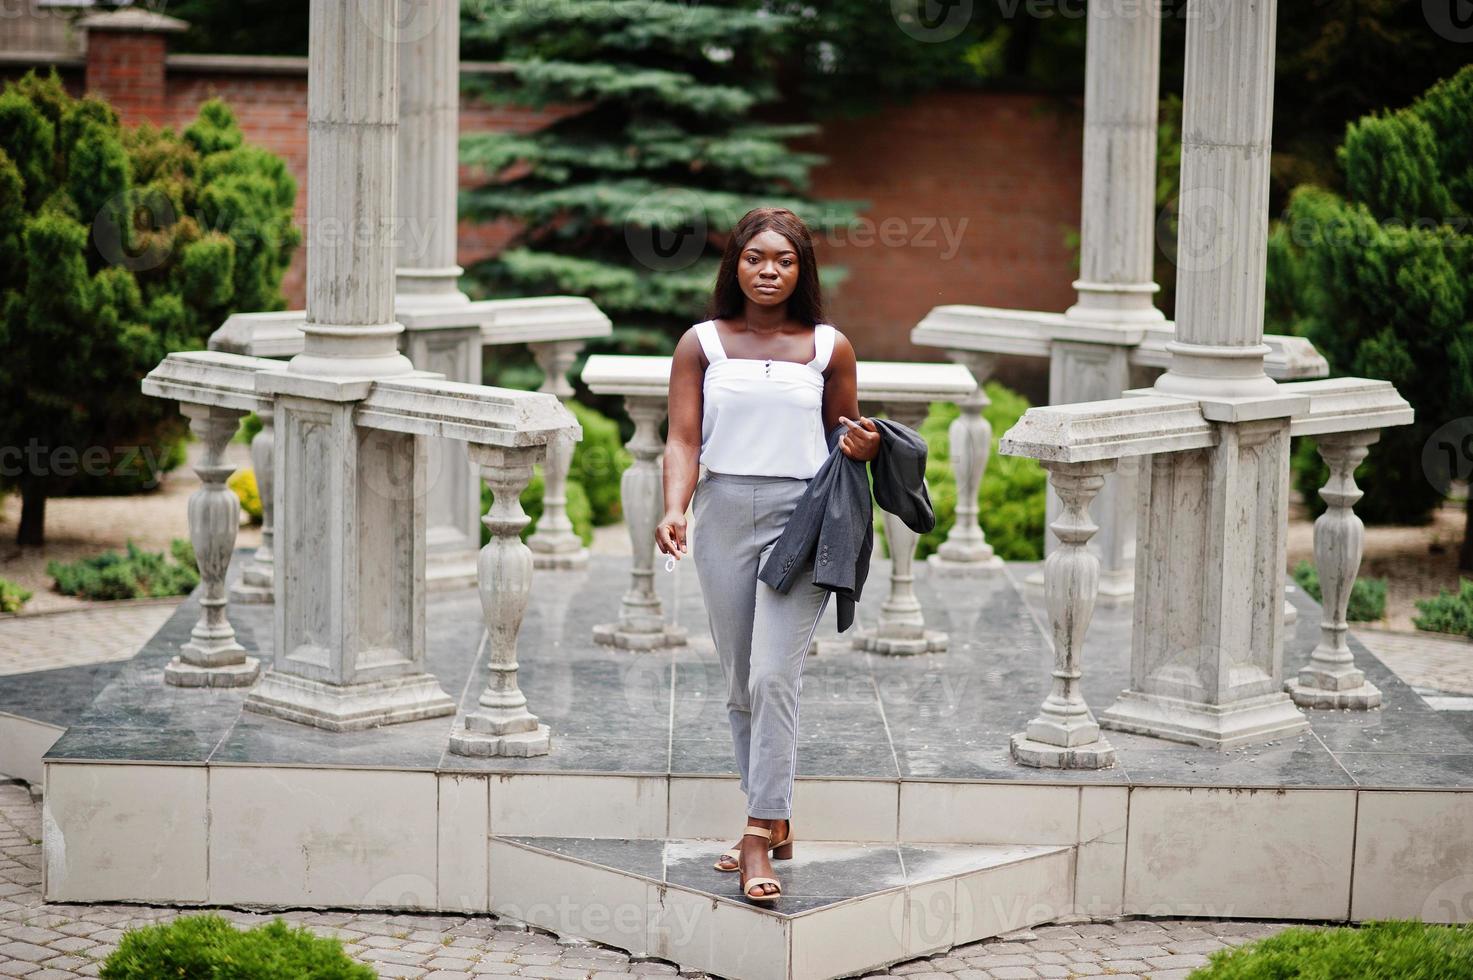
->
xmin=853 ymin=402 xmax=947 ymax=655
xmin=930 ymin=351 xmax=1002 ymax=574
xmin=527 ymin=339 xmax=590 ymax=570
xmin=166 ymin=403 xmax=262 ymax=688
xmin=450 ymin=444 xmax=552 ymax=756
xmin=1011 ymin=460 xmax=1118 ymax=768
xmin=593 ymin=395 xmax=687 ymax=650
xmin=1286 ymin=431 xmax=1384 ymax=709
xmin=230 ymin=405 xmax=275 ymax=603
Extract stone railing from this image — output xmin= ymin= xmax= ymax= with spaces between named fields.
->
xmin=208 ymin=296 xmax=610 ymax=596
xmin=913 ymin=306 xmax=1330 ymax=602
xmin=142 ymin=350 xmax=580 ymax=757
xmin=996 ymin=378 xmax=1412 ymax=770
xmin=579 ymin=354 xmax=979 ymax=654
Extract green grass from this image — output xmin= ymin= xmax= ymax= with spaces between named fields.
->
xmin=100 ymin=913 xmax=374 ymax=979
xmin=1188 ymin=920 xmax=1473 ymax=978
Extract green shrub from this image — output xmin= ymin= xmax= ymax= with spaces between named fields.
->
xmin=565 ymin=399 xmax=630 ymax=526
xmin=100 ymin=912 xmax=374 ymax=979
xmin=0 ymin=578 xmax=31 ymax=614
xmin=1188 ymin=920 xmax=1473 ymax=978
xmin=481 ymin=471 xmax=594 ymax=549
xmin=229 ymin=467 xmax=263 ymax=523
xmin=878 ymin=382 xmax=1047 ymax=562
xmin=235 ymin=412 xmax=263 ymax=445
xmin=1413 ymin=577 xmax=1473 ymax=638
xmin=47 ymin=539 xmax=200 ymax=600
xmin=1291 ymin=559 xmax=1388 ymax=622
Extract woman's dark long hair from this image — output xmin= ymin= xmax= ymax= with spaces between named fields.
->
xmin=708 ymin=207 xmax=826 ymax=327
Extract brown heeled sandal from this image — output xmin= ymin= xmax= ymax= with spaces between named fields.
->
xmin=714 ymin=819 xmax=793 ymax=872
xmin=736 ymin=825 xmax=783 ymax=903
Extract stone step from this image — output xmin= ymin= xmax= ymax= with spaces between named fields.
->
xmin=488 ymin=835 xmax=1075 ymax=980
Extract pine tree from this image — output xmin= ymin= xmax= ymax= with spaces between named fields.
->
xmin=0 ymin=71 xmax=300 ymax=546
xmin=1267 ymin=65 xmax=1473 ymax=569
xmin=458 ymin=0 xmax=865 ymax=367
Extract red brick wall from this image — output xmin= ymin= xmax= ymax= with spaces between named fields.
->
xmin=789 ymin=90 xmax=1083 ymax=382
xmin=84 ymin=30 xmax=171 ymax=121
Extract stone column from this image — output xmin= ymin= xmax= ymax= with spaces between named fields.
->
xmin=527 ymin=339 xmax=591 ymax=569
xmin=594 ymin=395 xmax=687 ymax=649
xmin=165 ymin=404 xmax=262 ymax=688
xmin=396 ymin=0 xmax=483 ymax=590
xmin=246 ymin=0 xmax=455 ymax=731
xmin=1035 ymin=0 xmax=1164 ymax=601
xmin=1100 ymin=0 xmax=1310 ymax=748
xmin=450 ymin=444 xmax=552 ymax=756
xmin=853 ymin=402 xmax=947 ymax=655
xmin=230 ymin=405 xmax=276 ymax=604
xmin=1011 ymin=459 xmax=1117 ymax=769
xmin=1285 ymin=431 xmax=1383 ymax=709
xmin=929 ymin=351 xmax=1003 ymax=574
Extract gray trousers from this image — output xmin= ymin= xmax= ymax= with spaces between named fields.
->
xmin=692 ymin=469 xmax=831 ymax=820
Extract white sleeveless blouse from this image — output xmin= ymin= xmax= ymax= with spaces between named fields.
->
xmin=695 ymin=319 xmax=835 ymax=479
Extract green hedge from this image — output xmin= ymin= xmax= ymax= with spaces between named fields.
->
xmin=481 ymin=470 xmax=595 ymax=549
xmin=47 ymin=540 xmax=199 ymax=600
xmin=877 ymin=382 xmax=1047 ymax=562
xmin=1291 ymin=559 xmax=1388 ymax=622
xmin=0 ymin=578 xmax=31 ymax=614
xmin=1188 ymin=920 xmax=1473 ymax=978
xmin=100 ymin=913 xmax=374 ymax=979
xmin=1413 ymin=577 xmax=1473 ymax=639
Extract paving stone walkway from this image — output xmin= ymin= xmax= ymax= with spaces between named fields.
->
xmin=1355 ymin=627 xmax=1473 ymax=696
xmin=0 ymin=603 xmax=180 ymax=678
xmin=0 ymin=782 xmax=1300 ymax=980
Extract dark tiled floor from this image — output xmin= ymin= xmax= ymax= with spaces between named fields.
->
xmin=9 ymin=549 xmax=1473 ymax=789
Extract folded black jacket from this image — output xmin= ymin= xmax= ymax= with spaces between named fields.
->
xmin=756 ymin=416 xmax=936 ymax=633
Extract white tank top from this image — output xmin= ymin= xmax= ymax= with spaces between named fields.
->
xmin=695 ymin=319 xmax=835 ymax=479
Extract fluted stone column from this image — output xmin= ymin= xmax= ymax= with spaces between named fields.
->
xmin=230 ymin=405 xmax=275 ymax=604
xmin=166 ymin=403 xmax=262 ymax=688
xmin=1285 ymin=431 xmax=1383 ymax=709
xmin=245 ymin=0 xmax=455 ymax=731
xmin=1032 ymin=0 xmax=1164 ymax=602
xmin=594 ymin=395 xmax=687 ymax=650
xmin=1100 ymin=0 xmax=1310 ymax=748
xmin=450 ymin=444 xmax=552 ymax=756
xmin=396 ymin=0 xmax=483 ymax=590
xmin=526 ymin=339 xmax=590 ymax=569
xmin=929 ymin=351 xmax=1003 ymax=575
xmin=1011 ymin=459 xmax=1117 ymax=769
xmin=853 ymin=402 xmax=947 ymax=655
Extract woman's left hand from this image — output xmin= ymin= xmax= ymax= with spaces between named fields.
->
xmin=838 ymin=416 xmax=881 ymax=462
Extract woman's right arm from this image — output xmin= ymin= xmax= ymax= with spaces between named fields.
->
xmin=655 ymin=328 xmax=705 ymax=558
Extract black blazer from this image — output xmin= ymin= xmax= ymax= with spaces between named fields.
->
xmin=757 ymin=416 xmax=936 ymax=632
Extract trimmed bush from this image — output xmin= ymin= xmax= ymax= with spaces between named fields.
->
xmin=0 ymin=578 xmax=31 ymax=614
xmin=1413 ymin=577 xmax=1473 ymax=638
xmin=229 ymin=467 xmax=263 ymax=523
xmin=565 ymin=399 xmax=630 ymax=526
xmin=1188 ymin=920 xmax=1473 ymax=978
xmin=47 ymin=539 xmax=199 ymax=600
xmin=878 ymin=382 xmax=1047 ymax=562
xmin=1291 ymin=559 xmax=1388 ymax=622
xmin=100 ymin=912 xmax=375 ymax=979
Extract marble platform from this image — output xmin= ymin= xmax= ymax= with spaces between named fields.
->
xmin=8 ymin=550 xmax=1473 ymax=979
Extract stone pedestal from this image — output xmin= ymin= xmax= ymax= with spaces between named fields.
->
xmin=1286 ymin=430 xmax=1383 ymax=710
xmin=594 ymin=395 xmax=687 ymax=650
xmin=852 ymin=403 xmax=947 ymax=655
xmin=1099 ymin=409 xmax=1309 ymax=748
xmin=166 ymin=403 xmax=261 ymax=688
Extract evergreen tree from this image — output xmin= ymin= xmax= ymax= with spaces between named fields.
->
xmin=458 ymin=0 xmax=866 ymax=374
xmin=0 ymin=71 xmax=300 ymax=546
xmin=1266 ymin=65 xmax=1473 ymax=568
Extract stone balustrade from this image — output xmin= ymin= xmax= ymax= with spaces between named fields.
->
xmin=208 ymin=295 xmax=611 ymax=595
xmin=578 ymin=353 xmax=978 ymax=654
xmin=141 ymin=349 xmax=580 ymax=755
xmin=996 ymin=377 xmax=1412 ymax=769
